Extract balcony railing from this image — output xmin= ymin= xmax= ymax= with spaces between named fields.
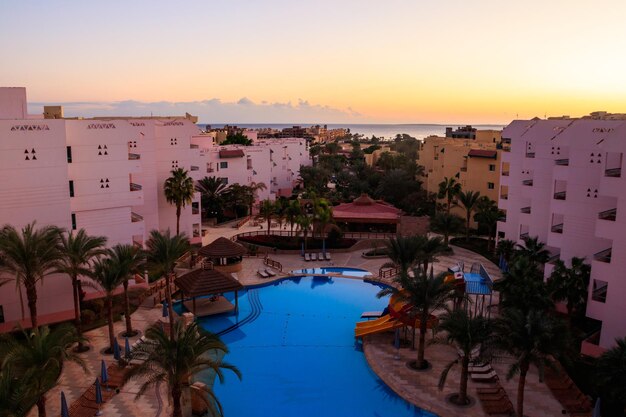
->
xmin=551 ymin=223 xmax=563 ymax=234
xmin=502 ymin=171 xmax=509 ymax=176
xmin=553 ymin=191 xmax=566 ymax=200
xmin=525 ymin=152 xmax=535 ymax=158
xmin=519 ymin=232 xmax=529 ymax=240
xmin=548 ymin=252 xmax=561 ymax=264
xmin=592 ymin=285 xmax=608 ymax=303
xmin=555 ymin=158 xmax=569 ymax=166
xmin=598 ymin=208 xmax=617 ymax=221
xmin=190 ymin=144 xmax=199 ymax=149
xmin=190 ymin=166 xmax=199 ymax=171
xmin=605 ymin=167 xmax=621 ymax=177
xmin=131 ymin=212 xmax=143 ymax=223
xmin=522 ymin=179 xmax=533 ymax=186
xmin=128 ymin=153 xmax=140 ymax=160
xmin=192 ymin=207 xmax=200 ymax=215
xmin=594 ymin=248 xmax=612 ymax=263
xmin=207 ymin=168 xmax=215 ymax=173
xmin=130 ymin=183 xmax=142 ymax=191
xmin=500 ymin=194 xmax=508 ymax=200
xmin=520 ymin=207 xmax=531 ymax=214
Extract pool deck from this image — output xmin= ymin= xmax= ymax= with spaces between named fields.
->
xmin=32 ymin=227 xmax=569 ymax=417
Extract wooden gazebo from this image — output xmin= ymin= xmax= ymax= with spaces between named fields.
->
xmin=175 ymin=264 xmax=244 ymax=316
xmin=198 ymin=237 xmax=247 ymax=272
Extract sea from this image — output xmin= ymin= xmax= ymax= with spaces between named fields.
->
xmin=200 ymin=123 xmax=505 ymax=140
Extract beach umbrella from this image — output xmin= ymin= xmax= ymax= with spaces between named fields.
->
xmin=162 ymin=301 xmax=169 ymax=318
xmin=100 ymin=360 xmax=108 ymax=385
xmin=95 ymin=378 xmax=103 ymax=416
xmin=60 ymin=391 xmax=69 ymax=417
xmin=124 ymin=337 xmax=131 ymax=360
xmin=113 ymin=338 xmax=121 ymax=361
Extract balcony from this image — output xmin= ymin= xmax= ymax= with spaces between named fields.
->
xmin=605 ymin=167 xmax=621 ymax=177
xmin=207 ymin=168 xmax=215 ymax=173
xmin=551 ymin=223 xmax=564 ymax=234
xmin=500 ymin=194 xmax=508 ymax=200
xmin=460 ymin=167 xmax=467 ymax=172
xmin=548 ymin=252 xmax=561 ymax=264
xmin=128 ymin=153 xmax=140 ymax=160
xmin=190 ymin=166 xmax=199 ymax=171
xmin=594 ymin=248 xmax=612 ymax=263
xmin=131 ymin=212 xmax=143 ymax=223
xmin=190 ymin=144 xmax=199 ymax=149
xmin=555 ymin=158 xmax=569 ymax=166
xmin=130 ymin=183 xmax=142 ymax=192
xmin=598 ymin=208 xmax=617 ymax=221
xmin=502 ymin=171 xmax=509 ymax=176
xmin=553 ymin=191 xmax=567 ymax=200
xmin=525 ymin=152 xmax=535 ymax=158
xmin=520 ymin=207 xmax=531 ymax=214
xmin=192 ymin=207 xmax=200 ymax=215
xmin=519 ymin=232 xmax=529 ymax=240
xmin=522 ymin=179 xmax=533 ymax=186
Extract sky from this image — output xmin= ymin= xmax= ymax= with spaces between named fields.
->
xmin=2 ymin=0 xmax=626 ymax=124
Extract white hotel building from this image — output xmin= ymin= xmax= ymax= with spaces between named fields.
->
xmin=0 ymin=87 xmax=310 ymax=329
xmin=497 ymin=113 xmax=626 ymax=352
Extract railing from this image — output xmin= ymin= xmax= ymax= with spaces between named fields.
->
xmin=379 ymin=267 xmax=399 ymax=280
xmin=131 ymin=212 xmax=143 ymax=222
xmin=548 ymin=252 xmax=560 ymax=264
xmin=193 ymin=230 xmax=200 ymax=237
xmin=525 ymin=152 xmax=535 ymax=158
xmin=598 ymin=208 xmax=617 ymax=221
xmin=502 ymin=171 xmax=509 ymax=176
xmin=128 ymin=153 xmax=140 ymax=160
xmin=519 ymin=232 xmax=529 ymax=240
xmin=555 ymin=158 xmax=569 ymax=166
xmin=605 ymin=167 xmax=621 ymax=177
xmin=594 ymin=248 xmax=612 ymax=263
xmin=553 ymin=191 xmax=566 ymax=200
xmin=500 ymin=194 xmax=508 ymax=200
xmin=235 ymin=216 xmax=251 ymax=229
xmin=551 ymin=223 xmax=564 ymax=234
xmin=592 ymin=284 xmax=608 ymax=303
xmin=264 ymin=257 xmax=283 ymax=272
xmin=520 ymin=207 xmax=531 ymax=214
xmin=522 ymin=179 xmax=533 ymax=186
xmin=190 ymin=166 xmax=199 ymax=171
xmin=190 ymin=144 xmax=199 ymax=149
xmin=232 ymin=230 xmax=396 ymax=241
xmin=192 ymin=207 xmax=199 ymax=215
xmin=130 ymin=183 xmax=142 ymax=191
xmin=207 ymin=168 xmax=215 ymax=173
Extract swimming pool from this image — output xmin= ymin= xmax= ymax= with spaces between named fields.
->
xmin=192 ymin=276 xmax=436 ymax=417
xmin=290 ymin=266 xmax=373 ymax=278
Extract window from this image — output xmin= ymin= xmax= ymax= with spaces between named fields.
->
xmin=487 ymin=182 xmax=495 ymax=189
xmin=71 ymin=213 xmax=77 ymax=230
xmin=220 ymin=161 xmax=228 ymax=169
xmin=219 ymin=177 xmax=228 ymax=185
xmin=69 ymin=180 xmax=75 ymax=197
xmin=67 ymin=146 xmax=73 ymax=163
xmin=489 ymin=164 xmax=496 ymax=171
xmin=592 ymin=279 xmax=608 ymax=303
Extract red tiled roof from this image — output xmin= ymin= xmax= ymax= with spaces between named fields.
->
xmin=333 ymin=194 xmax=401 ymax=222
xmin=198 ymin=237 xmax=247 ymax=258
xmin=467 ymin=149 xmax=497 ymax=158
xmin=219 ymin=149 xmax=245 ymax=158
xmin=175 ymin=267 xmax=243 ymax=297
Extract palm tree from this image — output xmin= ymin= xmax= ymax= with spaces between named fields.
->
xmin=296 ymin=214 xmax=313 ymax=251
xmin=435 ymin=310 xmax=491 ymax=405
xmin=257 ymin=199 xmax=275 ymax=235
xmin=430 ymin=213 xmax=464 ymax=246
xmin=473 ymin=197 xmax=504 ymax=251
xmin=488 ymin=308 xmax=569 ymax=417
xmin=124 ymin=321 xmax=241 ymax=417
xmin=0 ymin=325 xmax=86 ymax=417
xmin=516 ymin=236 xmax=550 ymax=268
xmin=0 ymin=222 xmax=61 ymax=329
xmin=0 ymin=365 xmax=38 ymax=417
xmin=595 ymin=337 xmax=626 ymax=413
xmin=164 ymin=168 xmax=195 ymax=235
xmin=145 ymin=230 xmax=190 ymax=339
xmin=496 ymin=239 xmax=516 ymax=263
xmin=547 ymin=257 xmax=590 ymax=319
xmin=494 ymin=256 xmax=552 ymax=314
xmin=195 ymin=176 xmax=228 ymax=220
xmin=247 ymin=181 xmax=267 ymax=216
xmin=457 ymin=190 xmax=481 ymax=241
xmin=312 ymin=198 xmax=333 ymax=239
xmin=383 ymin=236 xmax=422 ymax=277
xmin=90 ymin=256 xmax=127 ymax=353
xmin=416 ymin=235 xmax=447 ymax=273
xmin=285 ymin=200 xmax=302 ymax=236
xmin=56 ymin=229 xmax=107 ymax=350
xmin=437 ymin=177 xmax=461 ymax=214
xmin=109 ymin=244 xmax=145 ymax=337
xmin=273 ymin=198 xmax=287 ymax=232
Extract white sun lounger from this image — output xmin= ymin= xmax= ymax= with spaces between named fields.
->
xmin=324 ymin=252 xmax=331 ymax=261
xmin=471 ymin=370 xmax=498 ymax=382
xmin=257 ymin=269 xmax=269 ymax=278
xmin=304 ymin=253 xmax=311 ymax=261
xmin=311 ymin=253 xmax=317 ymax=261
xmin=318 ymin=253 xmax=324 ymax=261
xmin=469 ymin=363 xmax=493 ymax=374
xmin=265 ymin=268 xmax=277 ymax=277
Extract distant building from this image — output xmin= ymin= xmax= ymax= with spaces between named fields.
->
xmin=497 ymin=113 xmax=626 ymax=352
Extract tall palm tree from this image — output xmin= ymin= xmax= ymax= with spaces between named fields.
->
xmin=56 ymin=229 xmax=107 ymax=350
xmin=429 ymin=213 xmax=464 ymax=246
xmin=195 ymin=176 xmax=228 ymax=220
xmin=285 ymin=200 xmax=302 ymax=236
xmin=547 ymin=257 xmax=590 ymax=319
xmin=0 ymin=325 xmax=86 ymax=417
xmin=416 ymin=235 xmax=447 ymax=273
xmin=312 ymin=198 xmax=333 ymax=239
xmin=473 ymin=196 xmax=504 ymax=251
xmin=164 ymin=168 xmax=195 ymax=235
xmin=457 ymin=190 xmax=481 ymax=241
xmin=0 ymin=365 xmax=38 ymax=417
xmin=295 ymin=214 xmax=312 ymax=251
xmin=516 ymin=236 xmax=550 ymax=268
xmin=595 ymin=337 xmax=626 ymax=413
xmin=145 ymin=230 xmax=190 ymax=339
xmin=383 ymin=236 xmax=422 ymax=277
xmin=437 ymin=177 xmax=462 ymax=214
xmin=90 ymin=256 xmax=127 ymax=353
xmin=109 ymin=244 xmax=145 ymax=337
xmin=435 ymin=310 xmax=491 ymax=405
xmin=0 ymin=222 xmax=61 ymax=329
xmin=488 ymin=308 xmax=569 ymax=417
xmin=257 ymin=199 xmax=275 ymax=236
xmin=496 ymin=239 xmax=516 ymax=263
xmin=124 ymin=321 xmax=241 ymax=417
xmin=247 ymin=181 xmax=267 ymax=216
xmin=494 ymin=256 xmax=552 ymax=314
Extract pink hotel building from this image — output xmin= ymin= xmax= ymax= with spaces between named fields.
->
xmin=497 ymin=113 xmax=626 ymax=352
xmin=0 ymin=87 xmax=310 ymax=329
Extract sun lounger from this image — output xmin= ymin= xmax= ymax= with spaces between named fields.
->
xmin=265 ymin=268 xmax=277 ymax=277
xmin=257 ymin=269 xmax=270 ymax=278
xmin=477 ymin=386 xmax=505 ymax=395
xmin=304 ymin=253 xmax=311 ymax=261
xmin=471 ymin=370 xmax=499 ymax=382
xmin=311 ymin=253 xmax=317 ymax=261
xmin=469 ymin=363 xmax=493 ymax=374
xmin=324 ymin=252 xmax=331 ymax=261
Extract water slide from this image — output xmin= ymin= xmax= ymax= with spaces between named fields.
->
xmin=356 ymin=314 xmax=393 ymax=328
xmin=354 ymin=318 xmax=403 ymax=338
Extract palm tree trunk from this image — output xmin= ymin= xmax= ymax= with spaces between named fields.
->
xmin=267 ymin=217 xmax=271 ymax=236
xmin=172 ymin=385 xmax=182 ymax=417
xmin=37 ymin=394 xmax=46 ymax=417
xmin=72 ymin=276 xmax=87 ymax=350
xmin=459 ymin=355 xmax=469 ymax=404
xmin=26 ymin=281 xmax=38 ymax=329
xmin=517 ymin=361 xmax=529 ymax=417
xmin=417 ymin=312 xmax=428 ymax=368
xmin=107 ymin=296 xmax=115 ymax=352
xmin=290 ymin=222 xmax=294 ymax=237
xmin=165 ymin=273 xmax=175 ymax=339
xmin=176 ymin=205 xmax=181 ymax=236
xmin=123 ymin=280 xmax=133 ymax=336
xmin=466 ymin=213 xmax=471 ymax=241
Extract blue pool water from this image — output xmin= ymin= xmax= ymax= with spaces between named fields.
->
xmin=189 ymin=276 xmax=436 ymax=417
xmin=290 ymin=266 xmax=373 ymax=277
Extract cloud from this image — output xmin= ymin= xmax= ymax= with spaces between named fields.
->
xmin=28 ymin=97 xmax=368 ymax=124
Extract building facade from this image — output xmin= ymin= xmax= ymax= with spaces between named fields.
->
xmin=497 ymin=114 xmax=626 ymax=351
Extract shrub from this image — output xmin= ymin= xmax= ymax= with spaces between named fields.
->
xmin=81 ymin=309 xmax=96 ymax=325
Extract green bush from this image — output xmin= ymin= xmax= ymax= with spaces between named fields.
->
xmin=81 ymin=309 xmax=96 ymax=325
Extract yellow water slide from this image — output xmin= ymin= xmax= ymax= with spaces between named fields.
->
xmin=354 ymin=318 xmax=403 ymax=338
xmin=355 ymin=314 xmax=392 ymax=328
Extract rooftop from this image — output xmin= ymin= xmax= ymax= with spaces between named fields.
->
xmin=198 ymin=236 xmax=247 ymax=258
xmin=175 ymin=266 xmax=243 ymax=297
